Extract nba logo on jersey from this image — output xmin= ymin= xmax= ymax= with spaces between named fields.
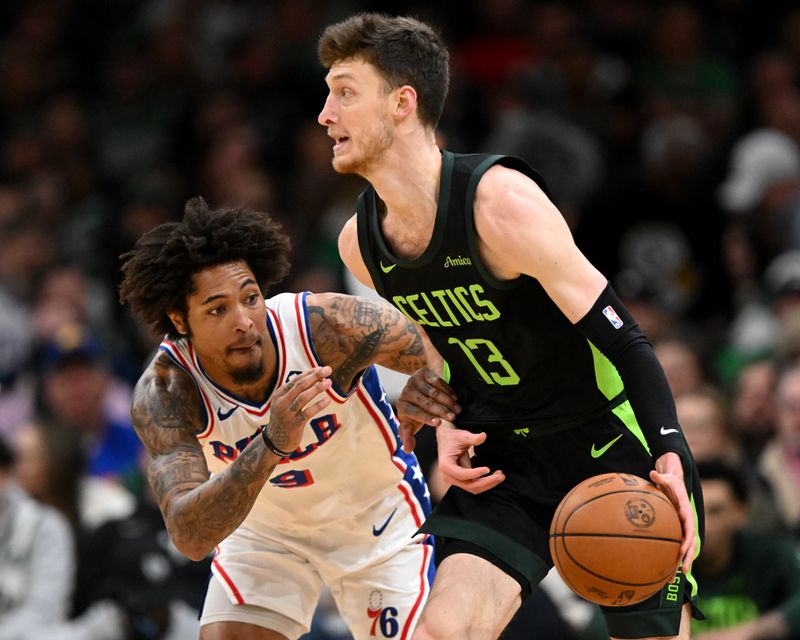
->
xmin=602 ymin=305 xmax=624 ymax=329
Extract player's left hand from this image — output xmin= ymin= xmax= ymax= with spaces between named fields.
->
xmin=437 ymin=420 xmax=505 ymax=494
xmin=650 ymin=452 xmax=696 ymax=574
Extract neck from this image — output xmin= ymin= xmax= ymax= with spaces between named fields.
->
xmin=363 ymin=129 xmax=441 ymax=221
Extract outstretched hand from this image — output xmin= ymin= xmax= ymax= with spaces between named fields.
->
xmin=650 ymin=451 xmax=696 ymax=574
xmin=396 ymin=368 xmax=461 ymax=453
xmin=267 ymin=366 xmax=332 ymax=454
xmin=436 ymin=420 xmax=505 ymax=494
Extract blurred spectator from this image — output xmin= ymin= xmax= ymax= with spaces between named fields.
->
xmin=37 ymin=323 xmax=141 ymax=489
xmin=654 ymin=335 xmax=708 ymax=397
xmin=676 ymin=386 xmax=783 ymax=534
xmin=764 ymin=250 xmax=800 ymax=364
xmin=676 ymin=386 xmax=739 ymax=464
xmin=759 ymin=364 xmax=800 ymax=534
xmin=718 ymin=129 xmax=800 ymax=275
xmin=70 ymin=482 xmax=209 ymax=640
xmin=0 ymin=212 xmax=53 ymax=433
xmin=731 ymin=359 xmax=777 ymax=464
xmin=12 ymin=419 xmax=134 ymax=532
xmin=692 ymin=459 xmax=800 ymax=638
xmin=637 ymin=1 xmax=738 ymax=141
xmin=0 ymin=433 xmax=76 ymax=640
xmin=718 ymin=129 xmax=800 ymax=215
xmin=3 ymin=0 xmax=800 ymax=634
xmin=576 ymin=112 xmax=727 ymax=328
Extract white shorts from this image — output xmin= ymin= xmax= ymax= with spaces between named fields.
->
xmin=200 ymin=522 xmax=434 ymax=639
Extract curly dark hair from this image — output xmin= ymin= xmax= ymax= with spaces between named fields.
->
xmin=119 ymin=197 xmax=291 ymax=339
xmin=318 ymin=13 xmax=449 ymax=129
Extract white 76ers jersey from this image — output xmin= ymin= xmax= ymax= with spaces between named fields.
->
xmin=158 ymin=292 xmax=431 ymax=560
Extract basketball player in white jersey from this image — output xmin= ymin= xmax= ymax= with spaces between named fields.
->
xmin=119 ymin=197 xmax=442 ymax=640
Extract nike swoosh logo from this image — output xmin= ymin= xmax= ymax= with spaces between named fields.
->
xmin=660 ymin=427 xmax=679 ymax=435
xmin=372 ymin=508 xmax=398 ymax=536
xmin=380 ymin=261 xmax=397 ymax=273
xmin=590 ymin=434 xmax=623 ymax=459
xmin=217 ymin=406 xmax=238 ymax=421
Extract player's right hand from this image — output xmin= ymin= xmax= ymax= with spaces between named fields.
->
xmin=267 ymin=366 xmax=332 ymax=453
xmin=436 ymin=420 xmax=505 ymax=494
xmin=396 ymin=368 xmax=461 ymax=452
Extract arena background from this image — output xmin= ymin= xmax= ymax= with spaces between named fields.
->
xmin=3 ymin=1 xmax=800 ymax=638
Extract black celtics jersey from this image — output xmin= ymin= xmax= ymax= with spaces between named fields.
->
xmin=357 ymin=150 xmax=625 ymax=433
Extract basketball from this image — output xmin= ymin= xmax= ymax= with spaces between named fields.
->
xmin=549 ymin=473 xmax=682 ymax=607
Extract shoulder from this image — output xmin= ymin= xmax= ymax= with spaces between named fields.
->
xmin=131 ymin=351 xmax=202 ymax=432
xmin=133 ymin=350 xmax=191 ymax=399
xmin=475 ymin=164 xmax=552 ymax=220
xmin=337 ymin=214 xmax=359 ymax=260
xmin=473 ymin=164 xmax=559 ymax=248
xmin=338 ymin=213 xmax=375 ymax=289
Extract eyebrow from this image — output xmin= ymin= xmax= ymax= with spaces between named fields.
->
xmin=327 ymin=71 xmax=357 ymax=84
xmin=199 ymin=278 xmax=258 ymax=306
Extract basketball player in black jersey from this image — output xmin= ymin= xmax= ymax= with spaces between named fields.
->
xmin=318 ymin=13 xmax=703 ymax=640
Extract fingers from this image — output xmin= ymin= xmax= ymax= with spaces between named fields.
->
xmin=439 ymin=458 xmax=493 ymax=482
xmin=279 ymin=366 xmax=332 ymax=397
xmin=292 ymin=378 xmax=333 ymax=414
xmin=436 ymin=427 xmax=505 ymax=494
xmin=397 ymin=382 xmax=460 ymax=425
xmin=276 ymin=366 xmax=332 ymax=421
xmin=419 ymin=369 xmax=460 ymax=403
xmin=649 ymin=469 xmax=696 ymax=573
xmin=301 ymin=394 xmax=332 ymax=419
xmin=399 ymin=421 xmax=422 ymax=453
xmin=396 ymin=369 xmax=461 ymax=426
xmin=444 ymin=469 xmax=506 ymax=494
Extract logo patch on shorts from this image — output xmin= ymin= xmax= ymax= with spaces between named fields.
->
xmin=602 ymin=305 xmax=624 ymax=329
xmin=367 ymin=589 xmax=400 ymax=637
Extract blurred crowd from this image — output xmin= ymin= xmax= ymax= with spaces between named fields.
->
xmin=4 ymin=0 xmax=800 ymax=638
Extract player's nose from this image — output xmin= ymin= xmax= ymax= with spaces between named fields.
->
xmin=233 ymin=304 xmax=254 ymax=332
xmin=318 ymin=94 xmax=336 ymax=126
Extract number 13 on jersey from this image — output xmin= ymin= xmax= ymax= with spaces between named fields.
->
xmin=447 ymin=337 xmax=520 ymax=386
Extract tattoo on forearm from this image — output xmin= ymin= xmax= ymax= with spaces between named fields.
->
xmin=156 ymin=440 xmax=277 ymax=549
xmin=132 ymin=357 xmax=279 ymax=555
xmin=307 ymin=296 xmax=428 ymax=386
xmin=333 ymin=328 xmax=383 ymax=388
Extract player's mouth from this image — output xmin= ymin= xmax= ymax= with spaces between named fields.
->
xmin=228 ymin=337 xmax=261 ymax=354
xmin=332 ymin=134 xmax=350 ymax=153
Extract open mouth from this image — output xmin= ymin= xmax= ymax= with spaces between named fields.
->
xmin=333 ymin=134 xmax=349 ymax=152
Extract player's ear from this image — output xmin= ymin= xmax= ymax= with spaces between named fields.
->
xmin=168 ymin=311 xmax=189 ymax=335
xmin=394 ymin=85 xmax=417 ymax=121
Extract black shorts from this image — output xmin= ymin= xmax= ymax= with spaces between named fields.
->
xmin=419 ymin=400 xmax=704 ymax=639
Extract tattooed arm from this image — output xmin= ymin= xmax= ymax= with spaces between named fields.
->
xmin=131 ymin=352 xmax=331 ymax=561
xmin=305 ymin=293 xmax=443 ymax=391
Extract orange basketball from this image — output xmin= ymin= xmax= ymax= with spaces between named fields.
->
xmin=549 ymin=473 xmax=682 ymax=607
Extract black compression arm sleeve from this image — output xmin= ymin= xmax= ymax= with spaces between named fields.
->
xmin=576 ymin=283 xmax=689 ymax=462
